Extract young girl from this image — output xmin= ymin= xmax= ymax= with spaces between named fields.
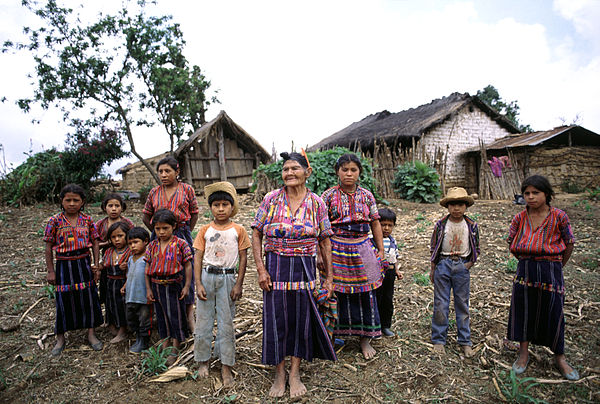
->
xmin=507 ymin=175 xmax=578 ymax=380
xmin=102 ymin=221 xmax=132 ymax=343
xmin=145 ymin=208 xmax=193 ymax=366
xmin=96 ymin=193 xmax=134 ymax=310
xmin=142 ymin=156 xmax=198 ymax=332
xmin=321 ymin=153 xmax=384 ymax=360
xmin=43 ymin=184 xmax=103 ymax=356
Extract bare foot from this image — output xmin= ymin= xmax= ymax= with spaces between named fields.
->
xmin=289 ymin=372 xmax=307 ymax=399
xmin=107 ymin=324 xmax=118 ymax=336
xmin=555 ymin=355 xmax=576 ymax=377
xmin=514 ymin=353 xmax=528 ymax=368
xmin=221 ymin=365 xmax=234 ymax=386
xmin=360 ymin=337 xmax=376 ymax=360
xmin=88 ymin=333 xmax=101 ymax=346
xmin=110 ymin=332 xmax=127 ymax=344
xmin=198 ymin=361 xmax=209 ymax=377
xmin=461 ymin=345 xmax=474 ymax=358
xmin=268 ymin=367 xmax=286 ymax=398
xmin=432 ymin=344 xmax=445 ymax=354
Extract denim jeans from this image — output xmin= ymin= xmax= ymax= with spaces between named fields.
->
xmin=194 ymin=271 xmax=236 ymax=366
xmin=431 ymin=258 xmax=471 ymax=346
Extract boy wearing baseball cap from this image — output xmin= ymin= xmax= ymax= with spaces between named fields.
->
xmin=429 ymin=187 xmax=479 ymax=357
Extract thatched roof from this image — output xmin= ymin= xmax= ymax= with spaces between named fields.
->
xmin=309 ymin=92 xmax=521 ymax=151
xmin=465 ymin=125 xmax=600 ymax=153
xmin=174 ymin=110 xmax=270 ymax=162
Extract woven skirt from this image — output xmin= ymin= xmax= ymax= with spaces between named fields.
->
xmin=507 ymin=259 xmax=565 ymax=354
xmin=151 ymin=275 xmax=189 ymax=342
xmin=331 ymin=235 xmax=383 ymax=293
xmin=334 ymin=290 xmax=381 ymax=338
xmin=105 ymin=270 xmax=127 ymax=328
xmin=54 ymin=254 xmax=103 ymax=334
xmin=262 ymin=252 xmax=337 ymax=365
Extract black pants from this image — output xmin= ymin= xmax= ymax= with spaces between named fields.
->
xmin=376 ymin=267 xmax=396 ymax=329
xmin=126 ymin=303 xmax=151 ymax=336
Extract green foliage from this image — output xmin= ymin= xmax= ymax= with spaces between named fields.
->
xmin=253 ymin=147 xmax=378 ymax=197
xmin=141 ymin=345 xmax=173 ymax=375
xmin=477 ymin=85 xmax=533 ymax=132
xmin=581 ymin=258 xmax=598 ymax=270
xmin=138 ymin=182 xmax=154 ymax=203
xmin=502 ymin=257 xmax=519 ymax=273
xmin=43 ymin=285 xmax=56 ymax=300
xmin=393 ymin=160 xmax=441 ymax=203
xmin=585 ymin=187 xmax=600 ymax=201
xmin=561 ymin=180 xmax=584 ymax=194
xmin=0 ymin=127 xmax=126 ymax=205
xmin=498 ymin=370 xmax=548 ymax=404
xmin=573 ymin=199 xmax=592 ymax=212
xmin=413 ymin=272 xmax=430 ymax=286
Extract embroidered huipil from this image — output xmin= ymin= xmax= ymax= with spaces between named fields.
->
xmin=321 ymin=186 xmax=380 ymax=236
xmin=95 ymin=216 xmax=134 ymax=243
xmin=43 ymin=212 xmax=99 ymax=254
xmin=144 ymin=237 xmax=193 ymax=276
xmin=508 ymin=207 xmax=574 ymax=262
xmin=102 ymin=246 xmax=132 ymax=276
xmin=430 ymin=215 xmax=479 ymax=264
xmin=251 ymin=187 xmax=333 ymax=256
xmin=143 ymin=182 xmax=199 ymax=227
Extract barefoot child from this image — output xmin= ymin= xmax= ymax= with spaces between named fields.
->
xmin=102 ymin=221 xmax=132 ymax=344
xmin=193 ymin=182 xmax=250 ymax=386
xmin=121 ymin=226 xmax=151 ymax=354
xmin=375 ymin=208 xmax=403 ymax=337
xmin=144 ymin=208 xmax=193 ymax=366
xmin=429 ymin=187 xmax=479 ymax=357
xmin=44 ymin=184 xmax=103 ymax=356
xmin=95 ymin=193 xmax=134 ymax=314
xmin=507 ymin=175 xmax=578 ymax=380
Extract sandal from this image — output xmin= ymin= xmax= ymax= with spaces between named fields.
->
xmin=51 ymin=343 xmax=66 ymax=357
xmin=512 ymin=357 xmax=529 ymax=375
xmin=555 ymin=361 xmax=579 ymax=381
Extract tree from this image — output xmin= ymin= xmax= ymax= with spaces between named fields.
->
xmin=3 ymin=0 xmax=215 ymax=184
xmin=476 ymin=85 xmax=533 ymax=132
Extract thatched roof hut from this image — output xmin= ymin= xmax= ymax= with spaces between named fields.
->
xmin=174 ymin=110 xmax=270 ymax=192
xmin=309 ymin=92 xmax=520 ymax=151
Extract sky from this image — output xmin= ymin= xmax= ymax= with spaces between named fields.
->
xmin=1 ymin=0 xmax=599 ymax=179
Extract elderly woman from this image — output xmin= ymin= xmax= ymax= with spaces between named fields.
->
xmin=252 ymin=152 xmax=337 ymax=399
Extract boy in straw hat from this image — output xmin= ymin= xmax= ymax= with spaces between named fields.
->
xmin=429 ymin=187 xmax=479 ymax=357
xmin=193 ymin=181 xmax=251 ymax=385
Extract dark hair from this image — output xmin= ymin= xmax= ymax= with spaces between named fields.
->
xmin=208 ymin=191 xmax=234 ymax=207
xmin=447 ymin=201 xmax=468 ymax=207
xmin=107 ymin=221 xmax=132 ymax=241
xmin=378 ymin=208 xmax=396 ymax=224
xmin=152 ymin=208 xmax=177 ymax=227
xmin=280 ymin=152 xmax=309 ymax=169
xmin=156 ymin=156 xmax=180 ymax=172
xmin=334 ymin=153 xmax=363 ymax=174
xmin=128 ymin=226 xmax=150 ymax=242
xmin=101 ymin=193 xmax=127 ymax=213
xmin=521 ymin=175 xmax=554 ymax=205
xmin=59 ymin=184 xmax=86 ymax=210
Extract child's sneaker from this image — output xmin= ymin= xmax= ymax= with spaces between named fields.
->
xmin=381 ymin=328 xmax=395 ymax=337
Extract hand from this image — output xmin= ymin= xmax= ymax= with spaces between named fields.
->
xmin=377 ymin=250 xmax=385 ymax=261
xmin=324 ymin=278 xmax=334 ymax=299
xmin=395 ymin=268 xmax=404 ymax=280
xmin=316 ymin=254 xmax=324 ymax=272
xmin=120 ymin=286 xmax=126 ymax=295
xmin=147 ymin=290 xmax=155 ymax=302
xmin=230 ymin=284 xmax=243 ymax=301
xmin=464 ymin=262 xmax=473 ymax=270
xmin=179 ymin=285 xmax=190 ymax=300
xmin=119 ymin=262 xmax=127 ymax=270
xmin=258 ymin=270 xmax=272 ymax=292
xmin=429 ymin=268 xmax=435 ymax=283
xmin=47 ymin=270 xmax=56 ymax=285
xmin=196 ymin=283 xmax=207 ymax=301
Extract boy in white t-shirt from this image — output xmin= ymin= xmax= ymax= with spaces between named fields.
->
xmin=193 ymin=182 xmax=251 ymax=386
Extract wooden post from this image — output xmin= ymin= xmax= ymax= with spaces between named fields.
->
xmin=217 ymin=126 xmax=227 ymax=181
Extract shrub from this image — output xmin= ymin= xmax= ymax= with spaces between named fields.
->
xmin=141 ymin=345 xmax=173 ymax=375
xmin=392 ymin=160 xmax=441 ymax=203
xmin=252 ymin=147 xmax=378 ymax=197
xmin=585 ymin=187 xmax=600 ymax=201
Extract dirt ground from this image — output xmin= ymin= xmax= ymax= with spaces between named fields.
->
xmin=0 ymin=193 xmax=598 ymax=403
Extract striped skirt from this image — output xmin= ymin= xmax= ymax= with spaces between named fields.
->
xmin=507 ymin=259 xmax=565 ymax=354
xmin=151 ymin=274 xmax=188 ymax=342
xmin=54 ymin=253 xmax=103 ymax=334
xmin=334 ymin=290 xmax=381 ymax=338
xmin=105 ymin=269 xmax=127 ymax=328
xmin=262 ymin=252 xmax=337 ymax=365
xmin=331 ymin=235 xmax=383 ymax=293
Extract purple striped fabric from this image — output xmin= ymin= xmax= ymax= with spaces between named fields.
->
xmin=151 ymin=278 xmax=188 ymax=342
xmin=261 ymin=253 xmax=336 ymax=365
xmin=507 ymin=259 xmax=565 ymax=354
xmin=105 ymin=273 xmax=127 ymax=328
xmin=54 ymin=253 xmax=103 ymax=333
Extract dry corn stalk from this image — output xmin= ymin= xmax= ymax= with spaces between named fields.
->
xmin=149 ymin=366 xmax=188 ymax=383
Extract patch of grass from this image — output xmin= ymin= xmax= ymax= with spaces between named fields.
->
xmin=0 ymin=213 xmax=5 ymax=221
xmin=141 ymin=345 xmax=173 ymax=375
xmin=585 ymin=186 xmax=600 ymax=201
xmin=469 ymin=212 xmax=481 ymax=221
xmin=573 ymin=199 xmax=592 ymax=212
xmin=202 ymin=210 xmax=212 ymax=219
xmin=502 ymin=257 xmax=518 ymax=273
xmin=43 ymin=284 xmax=56 ymax=299
xmin=413 ymin=272 xmax=430 ymax=286
xmin=581 ymin=258 xmax=598 ymax=270
xmin=561 ymin=181 xmax=584 ymax=194
xmin=498 ymin=370 xmax=548 ymax=404
xmin=415 ymin=213 xmax=426 ymax=222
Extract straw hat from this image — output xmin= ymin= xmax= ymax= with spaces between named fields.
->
xmin=204 ymin=181 xmax=239 ymax=217
xmin=439 ymin=187 xmax=474 ymax=207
